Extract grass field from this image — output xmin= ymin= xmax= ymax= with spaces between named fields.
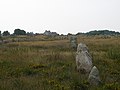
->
xmin=0 ymin=35 xmax=120 ymax=90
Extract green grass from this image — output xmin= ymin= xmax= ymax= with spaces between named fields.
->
xmin=0 ymin=36 xmax=120 ymax=90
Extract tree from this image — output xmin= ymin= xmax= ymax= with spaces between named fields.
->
xmin=86 ymin=30 xmax=120 ymax=36
xmin=0 ymin=31 xmax=2 ymax=40
xmin=2 ymin=31 xmax=10 ymax=36
xmin=14 ymin=29 xmax=26 ymax=35
xmin=0 ymin=31 xmax=1 ymax=37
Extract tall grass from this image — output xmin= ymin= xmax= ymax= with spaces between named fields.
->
xmin=0 ymin=36 xmax=120 ymax=90
xmin=107 ymin=47 xmax=120 ymax=60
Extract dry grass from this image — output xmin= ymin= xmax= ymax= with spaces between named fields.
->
xmin=0 ymin=35 xmax=120 ymax=90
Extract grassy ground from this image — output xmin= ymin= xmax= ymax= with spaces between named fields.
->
xmin=0 ymin=36 xmax=120 ymax=90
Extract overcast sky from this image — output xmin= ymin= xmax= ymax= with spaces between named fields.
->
xmin=0 ymin=0 xmax=120 ymax=34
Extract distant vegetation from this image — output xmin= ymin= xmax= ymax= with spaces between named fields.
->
xmin=0 ymin=29 xmax=120 ymax=37
xmin=2 ymin=31 xmax=10 ymax=36
xmin=14 ymin=29 xmax=26 ymax=35
xmin=76 ymin=30 xmax=120 ymax=36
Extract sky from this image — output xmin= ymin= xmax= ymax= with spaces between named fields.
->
xmin=0 ymin=0 xmax=120 ymax=34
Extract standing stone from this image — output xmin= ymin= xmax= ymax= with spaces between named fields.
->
xmin=76 ymin=43 xmax=92 ymax=73
xmin=70 ymin=36 xmax=77 ymax=49
xmin=76 ymin=51 xmax=92 ymax=73
xmin=77 ymin=43 xmax=89 ymax=53
xmin=88 ymin=66 xmax=101 ymax=85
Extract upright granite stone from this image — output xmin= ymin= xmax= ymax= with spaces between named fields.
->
xmin=76 ymin=43 xmax=92 ymax=73
xmin=70 ymin=36 xmax=77 ymax=49
xmin=77 ymin=43 xmax=88 ymax=53
xmin=88 ymin=66 xmax=101 ymax=85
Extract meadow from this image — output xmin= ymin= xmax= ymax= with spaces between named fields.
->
xmin=0 ymin=35 xmax=120 ymax=90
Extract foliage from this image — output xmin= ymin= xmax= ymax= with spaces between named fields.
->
xmin=76 ymin=30 xmax=120 ymax=36
xmin=0 ymin=31 xmax=2 ymax=40
xmin=2 ymin=31 xmax=10 ymax=36
xmin=86 ymin=30 xmax=120 ymax=36
xmin=14 ymin=29 xmax=26 ymax=35
xmin=0 ymin=31 xmax=1 ymax=36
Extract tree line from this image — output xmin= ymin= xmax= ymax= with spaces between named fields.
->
xmin=0 ymin=29 xmax=120 ymax=36
xmin=76 ymin=30 xmax=120 ymax=36
xmin=0 ymin=29 xmax=32 ymax=36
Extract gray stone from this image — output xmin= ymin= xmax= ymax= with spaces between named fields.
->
xmin=76 ymin=43 xmax=93 ymax=73
xmin=70 ymin=36 xmax=77 ymax=49
xmin=77 ymin=43 xmax=89 ymax=53
xmin=76 ymin=50 xmax=93 ymax=73
xmin=88 ymin=66 xmax=101 ymax=85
